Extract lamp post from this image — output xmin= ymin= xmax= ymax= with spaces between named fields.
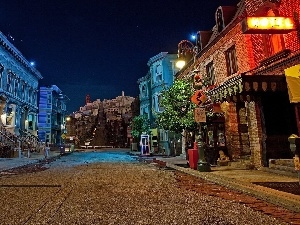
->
xmin=193 ymin=70 xmax=211 ymax=172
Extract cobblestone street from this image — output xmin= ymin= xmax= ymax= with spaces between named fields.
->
xmin=0 ymin=152 xmax=297 ymax=224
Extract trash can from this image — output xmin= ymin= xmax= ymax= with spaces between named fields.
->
xmin=59 ymin=145 xmax=65 ymax=154
xmin=188 ymin=148 xmax=199 ymax=170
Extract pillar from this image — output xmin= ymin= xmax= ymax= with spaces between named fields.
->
xmin=246 ymin=101 xmax=264 ymax=168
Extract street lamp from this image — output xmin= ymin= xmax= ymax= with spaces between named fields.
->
xmin=176 ymin=40 xmax=194 ymax=70
xmin=176 ymin=59 xmax=186 ymax=70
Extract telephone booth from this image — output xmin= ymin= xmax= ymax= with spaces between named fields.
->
xmin=140 ymin=134 xmax=150 ymax=155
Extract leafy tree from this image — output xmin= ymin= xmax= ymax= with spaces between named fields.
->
xmin=131 ymin=115 xmax=150 ymax=141
xmin=155 ymin=79 xmax=197 ymax=133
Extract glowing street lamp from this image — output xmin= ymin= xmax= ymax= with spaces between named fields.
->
xmin=176 ymin=59 xmax=186 ymax=70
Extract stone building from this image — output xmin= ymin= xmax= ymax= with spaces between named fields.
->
xmin=0 ymin=31 xmax=42 ymax=136
xmin=177 ymin=0 xmax=300 ymax=168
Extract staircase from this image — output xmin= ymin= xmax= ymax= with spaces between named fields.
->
xmin=0 ymin=125 xmax=44 ymax=158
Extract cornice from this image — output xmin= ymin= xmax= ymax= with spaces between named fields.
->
xmin=0 ymin=32 xmax=43 ymax=80
xmin=147 ymin=52 xmax=168 ymax=66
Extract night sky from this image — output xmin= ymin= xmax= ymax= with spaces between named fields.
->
xmin=0 ymin=0 xmax=239 ymax=113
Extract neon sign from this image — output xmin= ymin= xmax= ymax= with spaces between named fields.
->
xmin=242 ymin=17 xmax=296 ymax=34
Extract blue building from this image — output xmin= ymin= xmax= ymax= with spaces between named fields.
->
xmin=138 ymin=52 xmax=179 ymax=155
xmin=38 ymin=85 xmax=69 ymax=144
xmin=0 ymin=31 xmax=42 ymax=136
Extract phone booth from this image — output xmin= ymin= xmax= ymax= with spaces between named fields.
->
xmin=140 ymin=134 xmax=150 ymax=155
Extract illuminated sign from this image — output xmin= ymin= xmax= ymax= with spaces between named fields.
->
xmin=241 ymin=17 xmax=296 ymax=34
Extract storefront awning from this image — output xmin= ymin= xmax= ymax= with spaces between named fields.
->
xmin=208 ymin=74 xmax=287 ymax=102
xmin=285 ymin=64 xmax=300 ymax=103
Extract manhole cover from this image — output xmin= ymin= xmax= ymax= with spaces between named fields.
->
xmin=253 ymin=182 xmax=300 ymax=195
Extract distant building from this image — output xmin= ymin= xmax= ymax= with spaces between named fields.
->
xmin=38 ymin=85 xmax=69 ymax=144
xmin=0 ymin=31 xmax=42 ymax=136
xmin=103 ymin=91 xmax=135 ymax=123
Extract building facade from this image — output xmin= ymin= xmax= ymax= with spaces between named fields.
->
xmin=0 ymin=32 xmax=42 ymax=137
xmin=138 ymin=52 xmax=179 ymax=155
xmin=38 ymin=85 xmax=68 ymax=144
xmin=177 ymin=0 xmax=300 ymax=168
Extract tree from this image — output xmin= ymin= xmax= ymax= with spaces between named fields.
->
xmin=155 ymin=79 xmax=197 ymax=133
xmin=130 ymin=115 xmax=150 ymax=142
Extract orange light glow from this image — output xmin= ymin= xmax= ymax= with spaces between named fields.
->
xmin=242 ymin=17 xmax=296 ymax=34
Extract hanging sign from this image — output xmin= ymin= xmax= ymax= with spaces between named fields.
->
xmin=191 ymin=90 xmax=207 ymax=106
xmin=241 ymin=16 xmax=296 ymax=34
xmin=194 ymin=107 xmax=206 ymax=123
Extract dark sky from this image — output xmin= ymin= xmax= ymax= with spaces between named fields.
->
xmin=0 ymin=0 xmax=239 ymax=113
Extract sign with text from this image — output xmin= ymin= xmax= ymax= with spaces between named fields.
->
xmin=241 ymin=16 xmax=296 ymax=34
xmin=194 ymin=107 xmax=206 ymax=123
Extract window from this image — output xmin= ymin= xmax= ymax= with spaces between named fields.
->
xmin=225 ymin=45 xmax=238 ymax=76
xmin=158 ymin=94 xmax=164 ymax=112
xmin=47 ymin=114 xmax=51 ymax=124
xmin=141 ymin=84 xmax=147 ymax=97
xmin=155 ymin=64 xmax=162 ymax=82
xmin=7 ymin=74 xmax=11 ymax=92
xmin=206 ymin=61 xmax=215 ymax=86
xmin=152 ymin=96 xmax=156 ymax=111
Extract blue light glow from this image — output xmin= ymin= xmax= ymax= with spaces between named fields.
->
xmin=30 ymin=61 xmax=35 ymax=66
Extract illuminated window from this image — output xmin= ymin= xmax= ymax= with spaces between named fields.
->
xmin=225 ymin=45 xmax=238 ymax=76
xmin=206 ymin=61 xmax=215 ymax=85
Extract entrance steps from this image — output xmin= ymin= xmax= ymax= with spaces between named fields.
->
xmin=266 ymin=159 xmax=298 ymax=177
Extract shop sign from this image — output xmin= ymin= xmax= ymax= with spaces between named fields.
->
xmin=194 ymin=107 xmax=206 ymax=123
xmin=242 ymin=16 xmax=296 ymax=34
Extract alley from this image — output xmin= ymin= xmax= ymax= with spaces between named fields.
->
xmin=0 ymin=151 xmax=292 ymax=224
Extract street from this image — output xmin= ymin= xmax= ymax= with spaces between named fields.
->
xmin=0 ymin=150 xmax=291 ymax=224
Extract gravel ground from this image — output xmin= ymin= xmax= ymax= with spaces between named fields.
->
xmin=0 ymin=158 xmax=289 ymax=225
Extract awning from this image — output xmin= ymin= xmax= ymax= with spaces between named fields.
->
xmin=284 ymin=64 xmax=300 ymax=103
xmin=208 ymin=74 xmax=287 ymax=102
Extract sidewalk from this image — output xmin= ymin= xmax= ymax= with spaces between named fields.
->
xmin=0 ymin=150 xmax=62 ymax=172
xmin=151 ymin=154 xmax=300 ymax=213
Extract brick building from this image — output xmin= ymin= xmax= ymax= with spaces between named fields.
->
xmin=177 ymin=0 xmax=300 ymax=168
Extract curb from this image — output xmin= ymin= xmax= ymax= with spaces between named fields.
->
xmin=167 ymin=163 xmax=300 ymax=213
xmin=138 ymin=155 xmax=300 ymax=213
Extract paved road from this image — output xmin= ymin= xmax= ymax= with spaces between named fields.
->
xmin=0 ymin=151 xmax=290 ymax=224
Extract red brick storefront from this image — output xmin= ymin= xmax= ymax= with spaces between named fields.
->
xmin=178 ymin=0 xmax=300 ymax=168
